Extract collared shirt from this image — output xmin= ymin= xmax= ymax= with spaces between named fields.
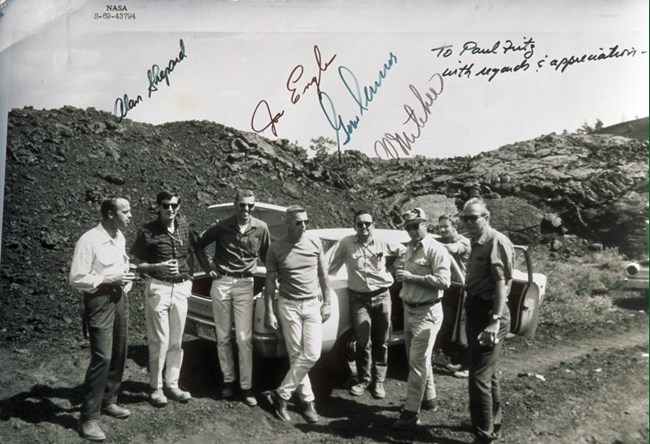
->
xmin=195 ymin=214 xmax=270 ymax=275
xmin=130 ymin=216 xmax=195 ymax=280
xmin=440 ymin=232 xmax=471 ymax=277
xmin=329 ymin=234 xmax=405 ymax=293
xmin=69 ymin=223 xmax=131 ymax=294
xmin=399 ymin=234 xmax=451 ymax=305
xmin=266 ymin=234 xmax=326 ymax=300
xmin=465 ymin=227 xmax=514 ymax=301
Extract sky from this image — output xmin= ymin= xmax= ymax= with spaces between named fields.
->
xmin=0 ymin=0 xmax=648 ymax=164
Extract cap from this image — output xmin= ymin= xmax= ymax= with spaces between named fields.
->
xmin=402 ymin=208 xmax=427 ymax=225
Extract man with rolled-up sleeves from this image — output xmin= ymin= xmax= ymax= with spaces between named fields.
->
xmin=392 ymin=207 xmax=451 ymax=430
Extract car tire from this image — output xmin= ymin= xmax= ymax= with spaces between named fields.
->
xmin=328 ymin=329 xmax=357 ymax=383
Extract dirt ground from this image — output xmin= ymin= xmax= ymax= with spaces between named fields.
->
xmin=0 ymin=294 xmax=647 ymax=444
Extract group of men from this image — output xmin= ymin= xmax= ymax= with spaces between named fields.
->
xmin=69 ymin=189 xmax=515 ymax=444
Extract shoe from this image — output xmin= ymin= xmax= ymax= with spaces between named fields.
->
xmin=393 ymin=410 xmax=419 ymax=430
xmin=453 ymin=369 xmax=469 ymax=378
xmin=221 ymin=382 xmax=235 ymax=399
xmin=272 ymin=391 xmax=291 ymax=422
xmin=101 ymin=403 xmax=131 ymax=418
xmin=421 ymin=398 xmax=438 ymax=411
xmin=241 ymin=389 xmax=257 ymax=407
xmin=371 ymin=381 xmax=385 ymax=399
xmin=149 ymin=388 xmax=168 ymax=407
xmin=303 ymin=401 xmax=319 ymax=423
xmin=349 ymin=380 xmax=370 ymax=396
xmin=78 ymin=419 xmax=106 ymax=441
xmin=445 ymin=363 xmax=463 ymax=372
xmin=166 ymin=386 xmax=192 ymax=403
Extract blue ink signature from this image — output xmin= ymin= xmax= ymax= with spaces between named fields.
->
xmin=374 ymin=73 xmax=444 ymax=159
xmin=113 ymin=39 xmax=187 ymax=122
xmin=148 ymin=39 xmax=187 ymax=98
xmin=318 ymin=52 xmax=397 ymax=156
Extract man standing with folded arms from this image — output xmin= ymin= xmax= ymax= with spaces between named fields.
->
xmin=393 ymin=207 xmax=451 ymax=430
xmin=264 ymin=205 xmax=331 ymax=423
xmin=328 ymin=210 xmax=404 ymax=399
xmin=131 ymin=191 xmax=195 ymax=407
xmin=194 ymin=189 xmax=270 ymax=406
xmin=461 ymin=197 xmax=514 ymax=444
xmin=70 ymin=197 xmax=135 ymax=441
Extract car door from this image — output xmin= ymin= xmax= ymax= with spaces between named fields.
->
xmin=507 ymin=245 xmax=547 ymax=338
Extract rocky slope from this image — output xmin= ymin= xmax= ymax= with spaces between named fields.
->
xmin=1 ymin=106 xmax=647 ymax=345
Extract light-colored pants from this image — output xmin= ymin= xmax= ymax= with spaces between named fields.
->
xmin=145 ymin=278 xmax=192 ymax=390
xmin=404 ymin=302 xmax=443 ymax=413
xmin=276 ymin=297 xmax=322 ymax=403
xmin=210 ymin=276 xmax=254 ymax=390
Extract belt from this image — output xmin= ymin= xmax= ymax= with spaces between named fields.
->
xmin=85 ymin=284 xmax=122 ymax=296
xmin=153 ymin=276 xmax=190 ymax=284
xmin=403 ymin=299 xmax=440 ymax=308
xmin=350 ymin=287 xmax=390 ymax=298
xmin=219 ymin=271 xmax=254 ymax=278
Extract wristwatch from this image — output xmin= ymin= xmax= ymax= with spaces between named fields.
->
xmin=491 ymin=314 xmax=502 ymax=322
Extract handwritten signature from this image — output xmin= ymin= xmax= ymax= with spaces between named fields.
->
xmin=113 ymin=39 xmax=187 ymax=122
xmin=374 ymin=73 xmax=444 ymax=159
xmin=318 ymin=52 xmax=398 ymax=155
xmin=251 ymin=45 xmax=337 ymax=136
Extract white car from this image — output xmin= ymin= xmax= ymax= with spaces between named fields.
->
xmin=624 ymin=260 xmax=649 ymax=297
xmin=185 ymin=202 xmax=548 ymax=373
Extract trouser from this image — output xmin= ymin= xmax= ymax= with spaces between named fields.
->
xmin=349 ymin=289 xmax=391 ymax=383
xmin=145 ymin=278 xmax=192 ymax=390
xmin=80 ymin=285 xmax=128 ymax=421
xmin=210 ymin=276 xmax=254 ymax=390
xmin=403 ymin=302 xmax=443 ymax=413
xmin=276 ymin=297 xmax=322 ymax=403
xmin=466 ymin=297 xmax=511 ymax=443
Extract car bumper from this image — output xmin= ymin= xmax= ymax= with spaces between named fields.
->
xmin=624 ymin=278 xmax=649 ymax=291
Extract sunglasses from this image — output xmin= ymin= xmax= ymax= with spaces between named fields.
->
xmin=460 ymin=214 xmax=483 ymax=222
xmin=239 ymin=203 xmax=255 ymax=209
xmin=295 ymin=219 xmax=309 ymax=226
xmin=356 ymin=221 xmax=373 ymax=228
xmin=161 ymin=203 xmax=179 ymax=210
xmin=404 ymin=223 xmax=421 ymax=232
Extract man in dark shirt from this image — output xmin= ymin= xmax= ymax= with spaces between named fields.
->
xmin=461 ymin=197 xmax=514 ymax=444
xmin=194 ymin=189 xmax=270 ymax=406
xmin=131 ymin=191 xmax=196 ymax=407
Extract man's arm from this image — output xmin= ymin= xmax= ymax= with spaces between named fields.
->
xmin=316 ymin=240 xmax=332 ymax=322
xmin=258 ymin=225 xmax=271 ymax=265
xmin=264 ymin=270 xmax=278 ymax=330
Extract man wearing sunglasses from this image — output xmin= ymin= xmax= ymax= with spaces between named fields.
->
xmin=264 ymin=205 xmax=331 ymax=424
xmin=328 ymin=210 xmax=405 ymax=399
xmin=131 ymin=191 xmax=197 ymax=408
xmin=393 ymin=207 xmax=451 ymax=430
xmin=461 ymin=197 xmax=513 ymax=444
xmin=194 ymin=189 xmax=270 ymax=407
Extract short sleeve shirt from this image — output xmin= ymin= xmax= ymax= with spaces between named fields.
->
xmin=465 ymin=227 xmax=514 ymax=301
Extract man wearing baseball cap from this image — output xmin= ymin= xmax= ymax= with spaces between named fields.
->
xmin=393 ymin=208 xmax=451 ymax=430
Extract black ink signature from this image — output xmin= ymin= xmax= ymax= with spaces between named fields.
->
xmin=374 ymin=73 xmax=444 ymax=159
xmin=148 ymin=39 xmax=188 ymax=98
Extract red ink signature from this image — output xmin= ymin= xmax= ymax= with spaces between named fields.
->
xmin=250 ymin=100 xmax=285 ymax=137
xmin=250 ymin=45 xmax=337 ymax=136
xmin=286 ymin=45 xmax=337 ymax=105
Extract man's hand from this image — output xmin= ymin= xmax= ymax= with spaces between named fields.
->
xmin=103 ymin=272 xmax=136 ymax=286
xmin=479 ymin=319 xmax=500 ymax=346
xmin=265 ymin=311 xmax=279 ymax=330
xmin=209 ymin=270 xmax=220 ymax=279
xmin=158 ymin=259 xmax=179 ymax=277
xmin=395 ymin=269 xmax=415 ymax=283
xmin=320 ymin=302 xmax=332 ymax=323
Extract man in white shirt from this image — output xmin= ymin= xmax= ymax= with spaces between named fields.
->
xmin=69 ymin=197 xmax=136 ymax=442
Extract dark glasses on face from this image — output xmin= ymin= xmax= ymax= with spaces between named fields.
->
xmin=356 ymin=221 xmax=373 ymax=228
xmin=405 ymin=223 xmax=420 ymax=232
xmin=295 ymin=219 xmax=309 ymax=226
xmin=161 ymin=203 xmax=179 ymax=210
xmin=460 ymin=214 xmax=483 ymax=222
xmin=239 ymin=203 xmax=255 ymax=209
